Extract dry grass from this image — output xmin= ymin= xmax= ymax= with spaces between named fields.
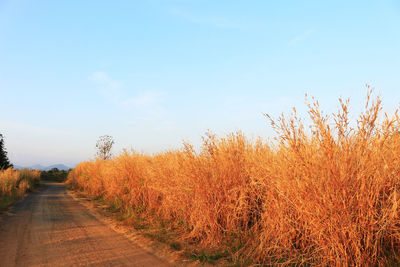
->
xmin=0 ymin=168 xmax=41 ymax=210
xmin=68 ymin=91 xmax=400 ymax=266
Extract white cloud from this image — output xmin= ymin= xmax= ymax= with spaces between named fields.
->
xmin=1 ymin=121 xmax=70 ymax=136
xmin=123 ymin=91 xmax=163 ymax=109
xmin=89 ymin=71 xmax=167 ymax=120
xmin=288 ymin=29 xmax=315 ymax=47
xmin=89 ymin=71 xmax=122 ymax=90
xmin=168 ymin=7 xmax=243 ymax=29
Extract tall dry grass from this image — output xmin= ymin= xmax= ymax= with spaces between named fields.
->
xmin=0 ymin=168 xmax=41 ymax=210
xmin=68 ymin=92 xmax=400 ymax=265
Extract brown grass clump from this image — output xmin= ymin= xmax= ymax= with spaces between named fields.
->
xmin=68 ymin=91 xmax=400 ymax=266
xmin=0 ymin=168 xmax=41 ymax=210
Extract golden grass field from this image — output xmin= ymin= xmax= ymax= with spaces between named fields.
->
xmin=68 ymin=92 xmax=400 ymax=266
xmin=0 ymin=168 xmax=41 ymax=210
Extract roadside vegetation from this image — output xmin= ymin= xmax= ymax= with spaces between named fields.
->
xmin=41 ymin=168 xmax=69 ymax=182
xmin=0 ymin=133 xmax=40 ymax=211
xmin=0 ymin=168 xmax=41 ymax=211
xmin=68 ymin=91 xmax=400 ymax=266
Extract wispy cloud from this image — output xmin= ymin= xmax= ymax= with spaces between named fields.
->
xmin=168 ymin=7 xmax=243 ymax=29
xmin=0 ymin=121 xmax=67 ymax=136
xmin=123 ymin=91 xmax=163 ymax=109
xmin=89 ymin=71 xmax=123 ymax=102
xmin=89 ymin=71 xmax=167 ymax=120
xmin=288 ymin=29 xmax=315 ymax=47
xmin=89 ymin=71 xmax=122 ymax=89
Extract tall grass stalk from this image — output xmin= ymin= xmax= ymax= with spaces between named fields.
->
xmin=68 ymin=92 xmax=400 ymax=265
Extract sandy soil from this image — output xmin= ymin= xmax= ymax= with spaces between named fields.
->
xmin=0 ymin=182 xmax=171 ymax=267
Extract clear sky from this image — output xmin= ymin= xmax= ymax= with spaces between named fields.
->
xmin=1 ymin=0 xmax=399 ymax=167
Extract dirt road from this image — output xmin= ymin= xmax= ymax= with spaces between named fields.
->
xmin=0 ymin=182 xmax=170 ymax=267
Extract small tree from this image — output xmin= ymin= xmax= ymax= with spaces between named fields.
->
xmin=0 ymin=134 xmax=13 ymax=169
xmin=96 ymin=135 xmax=114 ymax=160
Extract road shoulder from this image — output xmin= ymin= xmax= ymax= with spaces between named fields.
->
xmin=67 ymin=188 xmax=199 ymax=267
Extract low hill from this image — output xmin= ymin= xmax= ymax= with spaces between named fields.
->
xmin=13 ymin=164 xmax=71 ymax=171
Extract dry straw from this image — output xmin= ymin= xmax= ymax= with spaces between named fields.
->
xmin=0 ymin=168 xmax=41 ymax=209
xmin=69 ymin=91 xmax=400 ymax=265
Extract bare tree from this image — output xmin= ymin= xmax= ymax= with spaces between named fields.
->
xmin=95 ymin=135 xmax=114 ymax=160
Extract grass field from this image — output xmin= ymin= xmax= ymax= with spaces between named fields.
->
xmin=68 ymin=92 xmax=400 ymax=265
xmin=0 ymin=168 xmax=41 ymax=211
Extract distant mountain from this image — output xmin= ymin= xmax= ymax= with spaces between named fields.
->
xmin=31 ymin=164 xmax=46 ymax=170
xmin=13 ymin=164 xmax=23 ymax=169
xmin=45 ymin=164 xmax=71 ymax=171
xmin=13 ymin=164 xmax=71 ymax=171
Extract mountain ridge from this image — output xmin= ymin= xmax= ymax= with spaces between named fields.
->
xmin=13 ymin=164 xmax=71 ymax=171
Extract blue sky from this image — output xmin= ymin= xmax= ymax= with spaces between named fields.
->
xmin=0 ymin=0 xmax=399 ymax=167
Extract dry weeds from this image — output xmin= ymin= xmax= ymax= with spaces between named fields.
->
xmin=68 ymin=91 xmax=400 ymax=266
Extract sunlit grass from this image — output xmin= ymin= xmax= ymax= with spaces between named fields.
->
xmin=68 ymin=91 xmax=400 ymax=265
xmin=0 ymin=168 xmax=41 ymax=210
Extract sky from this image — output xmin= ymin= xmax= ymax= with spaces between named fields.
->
xmin=0 ymin=0 xmax=399 ymax=167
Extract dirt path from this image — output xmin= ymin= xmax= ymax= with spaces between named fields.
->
xmin=0 ymin=182 xmax=171 ymax=267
